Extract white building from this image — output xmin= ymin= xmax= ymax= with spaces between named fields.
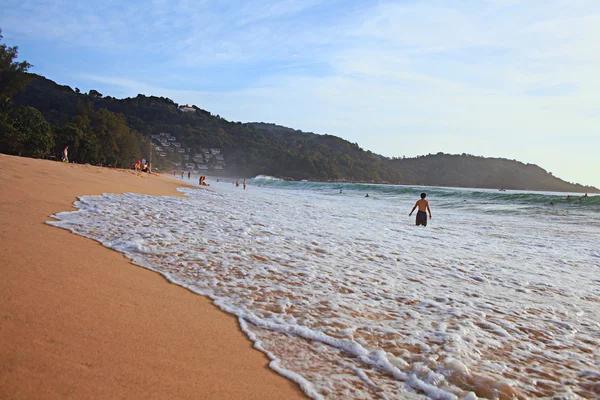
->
xmin=178 ymin=105 xmax=196 ymax=113
xmin=210 ymin=148 xmax=221 ymax=155
xmin=215 ymin=155 xmax=224 ymax=161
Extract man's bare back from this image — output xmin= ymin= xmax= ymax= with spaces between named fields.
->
xmin=415 ymin=198 xmax=429 ymax=212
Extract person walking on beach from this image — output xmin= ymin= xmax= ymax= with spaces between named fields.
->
xmin=188 ymin=171 xmax=191 ymax=179
xmin=243 ymin=179 xmax=247 ymax=190
xmin=409 ymin=193 xmax=432 ymax=227
xmin=62 ymin=145 xmax=69 ymax=163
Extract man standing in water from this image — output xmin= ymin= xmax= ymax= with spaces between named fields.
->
xmin=409 ymin=193 xmax=432 ymax=226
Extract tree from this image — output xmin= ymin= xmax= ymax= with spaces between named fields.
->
xmin=88 ymin=89 xmax=102 ymax=98
xmin=0 ymin=106 xmax=53 ymax=157
xmin=0 ymin=28 xmax=34 ymax=109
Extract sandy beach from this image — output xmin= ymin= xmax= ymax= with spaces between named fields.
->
xmin=0 ymin=154 xmax=306 ymax=399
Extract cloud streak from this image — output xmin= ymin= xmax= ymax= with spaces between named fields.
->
xmin=3 ymin=0 xmax=600 ymax=187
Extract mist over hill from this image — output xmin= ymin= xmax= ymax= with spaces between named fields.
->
xmin=10 ymin=75 xmax=598 ymax=193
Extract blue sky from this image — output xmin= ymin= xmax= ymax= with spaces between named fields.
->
xmin=2 ymin=0 xmax=599 ymax=188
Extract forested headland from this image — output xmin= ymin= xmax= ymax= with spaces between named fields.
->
xmin=1 ymin=29 xmax=597 ymax=193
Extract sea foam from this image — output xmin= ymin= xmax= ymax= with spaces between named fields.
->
xmin=48 ymin=181 xmax=600 ymax=399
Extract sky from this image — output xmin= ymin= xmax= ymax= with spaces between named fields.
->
xmin=2 ymin=0 xmax=599 ymax=188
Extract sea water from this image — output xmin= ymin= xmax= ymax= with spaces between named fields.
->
xmin=48 ymin=177 xmax=600 ymax=399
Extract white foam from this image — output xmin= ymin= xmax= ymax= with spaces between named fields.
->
xmin=47 ymin=184 xmax=600 ymax=399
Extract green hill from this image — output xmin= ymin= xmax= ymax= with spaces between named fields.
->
xmin=8 ymin=74 xmax=599 ymax=193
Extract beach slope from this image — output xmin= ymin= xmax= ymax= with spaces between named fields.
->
xmin=0 ymin=154 xmax=305 ymax=399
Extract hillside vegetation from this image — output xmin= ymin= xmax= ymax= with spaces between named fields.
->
xmin=0 ymin=39 xmax=596 ymax=193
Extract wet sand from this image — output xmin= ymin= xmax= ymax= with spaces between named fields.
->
xmin=0 ymin=154 xmax=306 ymax=399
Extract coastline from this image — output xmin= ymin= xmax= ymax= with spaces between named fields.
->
xmin=0 ymin=154 xmax=306 ymax=399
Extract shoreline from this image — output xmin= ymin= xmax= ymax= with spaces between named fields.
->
xmin=0 ymin=154 xmax=306 ymax=399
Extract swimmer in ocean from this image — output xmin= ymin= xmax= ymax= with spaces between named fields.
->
xmin=409 ymin=193 xmax=432 ymax=227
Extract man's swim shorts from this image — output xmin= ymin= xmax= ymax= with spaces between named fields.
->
xmin=416 ymin=211 xmax=428 ymax=226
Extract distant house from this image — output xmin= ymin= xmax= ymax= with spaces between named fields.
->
xmin=198 ymin=165 xmax=209 ymax=170
xmin=159 ymin=132 xmax=167 ymax=137
xmin=194 ymin=153 xmax=203 ymax=158
xmin=172 ymin=162 xmax=182 ymax=167
xmin=215 ymin=155 xmax=224 ymax=161
xmin=159 ymin=153 xmax=167 ymax=157
xmin=204 ymin=154 xmax=213 ymax=159
xmin=159 ymin=138 xmax=168 ymax=143
xmin=162 ymin=143 xmax=170 ymax=147
xmin=155 ymin=147 xmax=164 ymax=152
xmin=168 ymin=148 xmax=174 ymax=153
xmin=185 ymin=163 xmax=195 ymax=168
xmin=178 ymin=105 xmax=196 ymax=113
xmin=177 ymin=149 xmax=185 ymax=153
xmin=167 ymin=137 xmax=176 ymax=141
xmin=184 ymin=155 xmax=190 ymax=160
xmin=202 ymin=148 xmax=210 ymax=154
xmin=173 ymin=142 xmax=181 ymax=147
xmin=213 ymin=164 xmax=223 ymax=170
xmin=151 ymin=134 xmax=160 ymax=139
xmin=210 ymin=148 xmax=221 ymax=155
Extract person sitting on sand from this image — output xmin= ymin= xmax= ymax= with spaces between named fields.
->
xmin=409 ymin=193 xmax=432 ymax=227
xmin=199 ymin=176 xmax=210 ymax=186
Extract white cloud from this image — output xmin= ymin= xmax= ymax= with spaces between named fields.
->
xmin=4 ymin=0 xmax=600 ymax=187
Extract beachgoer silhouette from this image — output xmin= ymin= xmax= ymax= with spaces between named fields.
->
xmin=409 ymin=193 xmax=432 ymax=227
xmin=62 ymin=146 xmax=69 ymax=163
xmin=365 ymin=194 xmax=369 ymax=197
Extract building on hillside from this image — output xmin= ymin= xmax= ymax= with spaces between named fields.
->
xmin=202 ymin=148 xmax=210 ymax=154
xmin=162 ymin=143 xmax=170 ymax=147
xmin=210 ymin=148 xmax=221 ymax=155
xmin=178 ymin=149 xmax=185 ymax=153
xmin=184 ymin=155 xmax=190 ymax=160
xmin=215 ymin=155 xmax=224 ymax=161
xmin=168 ymin=148 xmax=174 ymax=153
xmin=151 ymin=134 xmax=160 ymax=139
xmin=173 ymin=142 xmax=181 ymax=147
xmin=198 ymin=164 xmax=209 ymax=170
xmin=155 ymin=147 xmax=164 ymax=152
xmin=213 ymin=164 xmax=224 ymax=170
xmin=159 ymin=132 xmax=167 ymax=137
xmin=178 ymin=105 xmax=196 ymax=113
xmin=167 ymin=137 xmax=176 ymax=141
